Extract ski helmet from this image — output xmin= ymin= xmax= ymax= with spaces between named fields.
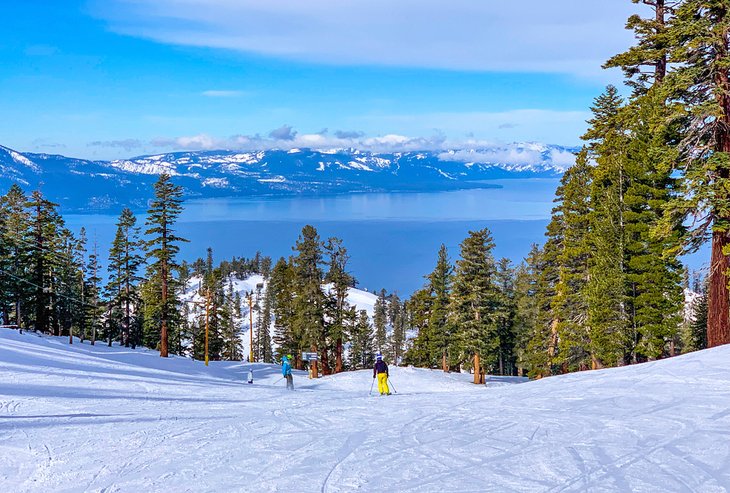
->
xmin=376 ymin=353 xmax=383 ymax=360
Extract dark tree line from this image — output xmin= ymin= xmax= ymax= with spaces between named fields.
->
xmin=0 ymin=175 xmax=190 ymax=356
xmin=404 ymin=0 xmax=725 ymax=378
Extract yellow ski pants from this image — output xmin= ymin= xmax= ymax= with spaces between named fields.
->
xmin=377 ymin=373 xmax=390 ymax=395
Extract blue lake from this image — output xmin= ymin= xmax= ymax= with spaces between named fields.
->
xmin=63 ymin=178 xmax=708 ymax=295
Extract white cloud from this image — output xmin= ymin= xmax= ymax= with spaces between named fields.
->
xmin=93 ymin=0 xmax=639 ymax=76
xmin=176 ymin=134 xmax=219 ymax=149
xmin=549 ymin=148 xmax=579 ymax=170
xmin=439 ymin=149 xmax=544 ymax=167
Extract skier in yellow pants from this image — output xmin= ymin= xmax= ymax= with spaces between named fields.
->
xmin=373 ymin=353 xmax=390 ymax=395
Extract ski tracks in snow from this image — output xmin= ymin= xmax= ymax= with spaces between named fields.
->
xmin=320 ymin=431 xmax=367 ymax=493
xmin=4 ymin=329 xmax=730 ymax=492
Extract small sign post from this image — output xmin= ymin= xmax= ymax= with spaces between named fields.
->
xmin=302 ymin=352 xmax=319 ymax=379
xmin=302 ymin=352 xmax=318 ymax=361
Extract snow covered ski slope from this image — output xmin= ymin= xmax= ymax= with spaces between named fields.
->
xmin=1 ymin=328 xmax=730 ymax=492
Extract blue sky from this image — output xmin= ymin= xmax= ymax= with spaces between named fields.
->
xmin=0 ymin=0 xmax=638 ymax=159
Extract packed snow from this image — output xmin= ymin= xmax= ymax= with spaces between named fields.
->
xmin=2 ymin=328 xmax=730 ymax=492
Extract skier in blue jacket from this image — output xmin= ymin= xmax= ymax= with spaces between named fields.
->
xmin=282 ymin=354 xmax=294 ymax=390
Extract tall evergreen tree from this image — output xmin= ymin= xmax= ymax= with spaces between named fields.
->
xmin=0 ymin=185 xmax=32 ymax=328
xmin=292 ymin=225 xmax=326 ymax=373
xmin=324 ymin=237 xmax=354 ymax=373
xmin=449 ymin=228 xmax=499 ymax=378
xmin=583 ymin=86 xmax=631 ymax=368
xmin=373 ymin=289 xmax=388 ymax=354
xmin=105 ymin=210 xmax=143 ymax=347
xmin=143 ymin=174 xmax=187 ymax=357
xmin=258 ymin=282 xmax=274 ymax=363
xmin=607 ymin=0 xmax=684 ymax=361
xmin=26 ymin=190 xmax=64 ymax=334
xmin=494 ymin=258 xmax=516 ymax=375
xmin=403 ymin=287 xmax=434 ymax=367
xmin=549 ymin=149 xmax=593 ymax=371
xmin=388 ymin=294 xmax=406 ymax=365
xmin=663 ymin=1 xmax=730 ymax=346
xmin=74 ymin=227 xmax=89 ymax=343
xmin=56 ymin=229 xmax=82 ymax=342
xmin=87 ymin=238 xmax=103 ymax=346
xmin=516 ymin=244 xmax=556 ymax=378
xmin=271 ymin=257 xmax=298 ymax=362
xmin=349 ymin=309 xmax=374 ymax=370
xmin=427 ymin=244 xmax=453 ymax=371
xmin=221 ymin=278 xmax=243 ymax=361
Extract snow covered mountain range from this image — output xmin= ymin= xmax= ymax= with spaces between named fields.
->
xmin=0 ymin=143 xmax=577 ymax=212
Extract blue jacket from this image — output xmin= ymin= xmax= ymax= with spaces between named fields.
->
xmin=282 ymin=359 xmax=292 ymax=376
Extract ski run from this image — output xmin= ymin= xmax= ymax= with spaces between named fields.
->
xmin=1 ymin=327 xmax=730 ymax=492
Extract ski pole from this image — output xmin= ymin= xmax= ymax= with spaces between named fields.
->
xmin=387 ymin=377 xmax=397 ymax=394
xmin=273 ymin=376 xmax=284 ymax=386
xmin=369 ymin=377 xmax=375 ymax=396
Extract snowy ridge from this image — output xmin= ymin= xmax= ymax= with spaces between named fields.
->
xmin=9 ymin=150 xmax=40 ymax=172
xmin=2 ymin=328 xmax=730 ymax=491
xmin=108 ymin=158 xmax=181 ymax=176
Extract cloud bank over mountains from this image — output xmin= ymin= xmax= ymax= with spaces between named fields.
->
xmin=85 ymin=126 xmax=578 ymax=170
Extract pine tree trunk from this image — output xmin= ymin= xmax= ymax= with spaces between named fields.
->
xmin=655 ymin=0 xmax=666 ymax=83
xmin=79 ymin=278 xmax=84 ymax=342
xmin=707 ymin=230 xmax=730 ymax=347
xmin=335 ymin=337 xmax=343 ymax=373
xmin=125 ymin=293 xmax=130 ymax=348
xmin=124 ymin=245 xmax=130 ymax=347
xmin=473 ymin=353 xmax=481 ymax=384
xmin=320 ymin=345 xmax=330 ymax=375
xmin=160 ymin=247 xmax=169 ymax=358
xmin=442 ymin=351 xmax=448 ymax=372
xmin=547 ymin=318 xmax=559 ymax=374
xmin=708 ymin=35 xmax=730 ymax=348
xmin=107 ymin=304 xmax=113 ymax=347
xmin=310 ymin=345 xmax=318 ymax=378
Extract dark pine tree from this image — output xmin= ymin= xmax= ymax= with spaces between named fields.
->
xmin=427 ymin=244 xmax=453 ymax=371
xmin=373 ymin=289 xmax=388 ymax=355
xmin=664 ymin=1 xmax=730 ymax=346
xmin=292 ymin=225 xmax=327 ymax=374
xmin=449 ymin=228 xmax=499 ymax=381
xmin=143 ymin=174 xmax=187 ymax=357
xmin=324 ymin=237 xmax=354 ymax=373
